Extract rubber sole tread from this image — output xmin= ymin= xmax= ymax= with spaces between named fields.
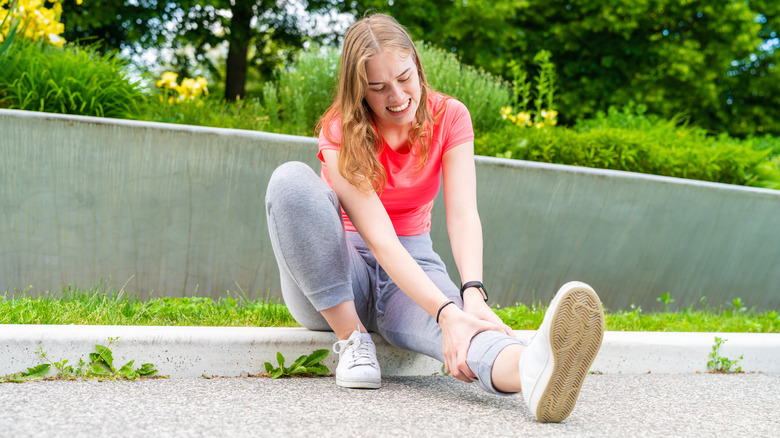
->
xmin=536 ymin=287 xmax=604 ymax=423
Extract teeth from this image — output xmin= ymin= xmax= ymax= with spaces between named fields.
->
xmin=388 ymin=99 xmax=410 ymax=112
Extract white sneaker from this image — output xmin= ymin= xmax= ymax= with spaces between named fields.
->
xmin=519 ymin=281 xmax=605 ymax=423
xmin=332 ymin=330 xmax=381 ymax=389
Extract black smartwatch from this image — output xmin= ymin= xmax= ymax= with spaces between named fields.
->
xmin=460 ymin=281 xmax=488 ymax=302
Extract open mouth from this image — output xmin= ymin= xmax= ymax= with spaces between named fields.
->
xmin=387 ymin=98 xmax=411 ymax=113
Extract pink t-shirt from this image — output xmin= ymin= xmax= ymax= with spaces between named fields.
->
xmin=318 ymin=93 xmax=474 ymax=236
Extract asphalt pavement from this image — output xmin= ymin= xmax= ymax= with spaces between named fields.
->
xmin=2 ymin=325 xmax=779 ymax=437
xmin=1 ymin=373 xmax=778 ymax=437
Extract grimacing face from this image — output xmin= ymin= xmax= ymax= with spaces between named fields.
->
xmin=363 ymin=49 xmax=422 ymax=132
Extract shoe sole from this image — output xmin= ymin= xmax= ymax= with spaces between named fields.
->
xmin=336 ymin=377 xmax=381 ymax=389
xmin=535 ymin=283 xmax=604 ymax=423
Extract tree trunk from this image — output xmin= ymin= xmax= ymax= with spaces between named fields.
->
xmin=224 ymin=3 xmax=252 ymax=101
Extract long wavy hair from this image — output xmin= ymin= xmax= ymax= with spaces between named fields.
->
xmin=317 ymin=13 xmax=436 ymax=194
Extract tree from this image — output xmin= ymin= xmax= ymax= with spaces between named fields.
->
xmin=349 ymin=0 xmax=779 ymax=136
xmin=60 ymin=0 xmax=347 ymax=100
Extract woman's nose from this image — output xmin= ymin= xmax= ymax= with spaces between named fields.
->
xmin=388 ymin=82 xmax=404 ymax=102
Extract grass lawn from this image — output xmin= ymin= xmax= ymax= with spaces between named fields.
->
xmin=2 ymin=285 xmax=778 ymax=333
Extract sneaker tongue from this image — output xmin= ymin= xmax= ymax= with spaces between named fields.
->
xmin=349 ymin=340 xmax=376 ymax=367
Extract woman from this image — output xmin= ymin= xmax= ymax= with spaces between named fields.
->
xmin=265 ymin=13 xmax=604 ymax=423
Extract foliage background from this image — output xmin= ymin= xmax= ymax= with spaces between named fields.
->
xmin=351 ymin=0 xmax=780 ymax=137
xmin=1 ymin=0 xmax=778 ymax=190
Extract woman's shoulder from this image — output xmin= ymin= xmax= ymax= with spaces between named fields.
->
xmin=427 ymin=92 xmax=471 ymax=129
xmin=427 ymin=92 xmax=469 ymax=117
xmin=318 ymin=109 xmax=343 ymax=148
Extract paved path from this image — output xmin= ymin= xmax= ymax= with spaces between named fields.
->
xmin=1 ymin=373 xmax=777 ymax=437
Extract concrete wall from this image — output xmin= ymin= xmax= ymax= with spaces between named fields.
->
xmin=2 ymin=109 xmax=778 ymax=311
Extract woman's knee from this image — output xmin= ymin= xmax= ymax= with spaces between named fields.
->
xmin=266 ymin=161 xmax=338 ymax=214
xmin=267 ymin=161 xmax=314 ymax=199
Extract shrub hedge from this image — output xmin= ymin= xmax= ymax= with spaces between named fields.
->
xmin=1 ymin=38 xmax=778 ymax=192
xmin=477 ymin=105 xmax=780 ymax=189
xmin=0 ymin=41 xmax=143 ymax=119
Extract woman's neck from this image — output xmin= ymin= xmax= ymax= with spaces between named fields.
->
xmin=374 ymin=117 xmax=412 ymax=154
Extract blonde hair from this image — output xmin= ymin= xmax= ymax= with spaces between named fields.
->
xmin=317 ymin=13 xmax=437 ymax=194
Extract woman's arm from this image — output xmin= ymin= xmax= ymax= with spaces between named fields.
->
xmin=442 ymin=141 xmax=514 ymax=335
xmin=321 ymin=148 xmax=505 ymax=382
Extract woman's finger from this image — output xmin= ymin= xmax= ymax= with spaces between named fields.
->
xmin=503 ymin=323 xmax=515 ymax=338
xmin=448 ymin=351 xmax=472 ymax=382
xmin=456 ymin=341 xmax=476 ymax=381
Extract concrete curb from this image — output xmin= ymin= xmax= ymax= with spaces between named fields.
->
xmin=2 ymin=325 xmax=778 ymax=378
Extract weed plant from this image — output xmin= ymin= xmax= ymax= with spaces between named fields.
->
xmin=707 ymin=337 xmax=743 ymax=373
xmin=1 ymin=337 xmax=161 ymax=383
xmin=264 ymin=350 xmax=330 ymax=379
xmin=0 ymin=40 xmax=144 ymax=118
xmin=2 ymin=285 xmax=778 ymax=333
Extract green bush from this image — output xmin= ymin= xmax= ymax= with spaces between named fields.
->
xmin=418 ymin=42 xmax=512 ymax=134
xmin=476 ymin=104 xmax=780 ymax=189
xmin=0 ymin=40 xmax=143 ymax=119
xmin=140 ymin=94 xmax=269 ymax=132
xmin=262 ymin=46 xmax=339 ymax=136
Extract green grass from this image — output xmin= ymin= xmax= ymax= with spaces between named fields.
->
xmin=495 ymin=303 xmax=779 ymax=333
xmin=1 ymin=284 xmax=297 ymax=327
xmin=2 ymin=285 xmax=778 ymax=333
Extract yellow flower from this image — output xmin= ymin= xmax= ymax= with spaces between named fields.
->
xmin=47 ymin=33 xmax=63 ymax=47
xmin=2 ymin=0 xmax=69 ymax=47
xmin=516 ymin=112 xmax=531 ymax=127
xmin=159 ymin=73 xmax=208 ymax=103
xmin=535 ymin=122 xmax=544 ymax=129
xmin=195 ymin=76 xmax=209 ymax=95
xmin=499 ymin=106 xmax=513 ymax=120
xmin=156 ymin=71 xmax=179 ymax=89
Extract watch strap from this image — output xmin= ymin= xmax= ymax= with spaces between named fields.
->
xmin=460 ymin=281 xmax=488 ymax=302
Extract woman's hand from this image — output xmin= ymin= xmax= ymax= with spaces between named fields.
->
xmin=462 ymin=293 xmax=515 ymax=338
xmin=437 ymin=304 xmax=507 ymax=383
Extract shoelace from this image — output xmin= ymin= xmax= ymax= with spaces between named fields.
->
xmin=332 ymin=335 xmax=377 ymax=369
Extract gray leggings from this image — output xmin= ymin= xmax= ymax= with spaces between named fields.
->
xmin=265 ymin=161 xmax=521 ymax=395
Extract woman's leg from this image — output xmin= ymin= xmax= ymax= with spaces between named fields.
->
xmin=266 ymin=162 xmax=381 ymax=389
xmin=265 ymin=161 xmax=375 ymax=336
xmin=343 ymin=232 xmax=604 ymax=420
xmin=370 ymin=233 xmax=524 ymax=395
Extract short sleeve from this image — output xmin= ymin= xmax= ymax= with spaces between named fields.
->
xmin=440 ymin=98 xmax=474 ymax=153
xmin=317 ymin=116 xmax=343 ymax=163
